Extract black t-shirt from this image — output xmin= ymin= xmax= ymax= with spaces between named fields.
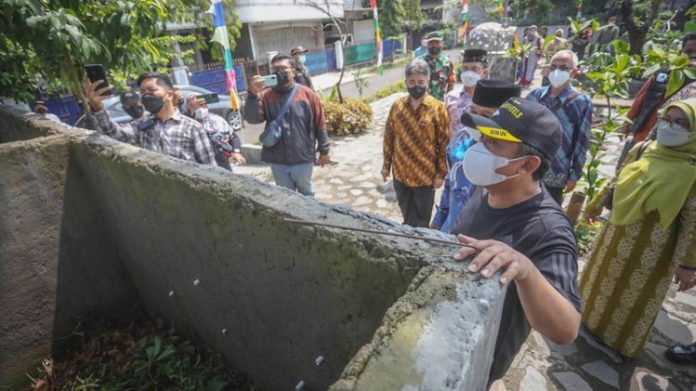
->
xmin=451 ymin=187 xmax=582 ymax=382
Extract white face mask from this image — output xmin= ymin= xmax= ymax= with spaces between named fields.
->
xmin=194 ymin=107 xmax=208 ymax=120
xmin=298 ymin=55 xmax=306 ymax=64
xmin=461 ymin=70 xmax=482 ymax=87
xmin=548 ymin=69 xmax=571 ymax=87
xmin=463 ymin=142 xmax=525 ymax=186
xmin=656 ymin=119 xmax=691 ymax=147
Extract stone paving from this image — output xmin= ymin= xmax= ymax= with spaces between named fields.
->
xmin=236 ymin=90 xmax=696 ymax=390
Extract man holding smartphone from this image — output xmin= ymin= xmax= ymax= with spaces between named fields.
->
xmin=244 ymin=53 xmax=330 ymax=196
xmin=86 ymin=72 xmax=218 ymax=167
xmin=184 ymin=93 xmax=246 ymax=170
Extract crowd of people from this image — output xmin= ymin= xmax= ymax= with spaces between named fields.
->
xmin=77 ymin=24 xmax=696 ymax=383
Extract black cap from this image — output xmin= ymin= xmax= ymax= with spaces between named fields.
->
xmin=462 ymin=48 xmax=487 ymax=64
xmin=472 ymin=79 xmax=520 ymax=108
xmin=120 ymin=91 xmax=140 ymax=106
xmin=462 ymin=97 xmax=562 ymax=160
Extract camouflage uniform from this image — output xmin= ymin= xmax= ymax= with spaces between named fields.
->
xmin=420 ymin=53 xmax=455 ymax=101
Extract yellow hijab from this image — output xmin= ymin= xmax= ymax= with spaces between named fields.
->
xmin=610 ymin=99 xmax=696 ymax=228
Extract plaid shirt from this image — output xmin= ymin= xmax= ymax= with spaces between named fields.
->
xmin=526 ymin=85 xmax=592 ymax=188
xmin=199 ymin=112 xmax=242 ymax=152
xmin=94 ymin=109 xmax=218 ymax=166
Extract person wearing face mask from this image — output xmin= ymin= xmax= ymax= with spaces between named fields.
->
xmin=418 ymin=31 xmax=455 ymax=101
xmin=31 ymin=100 xmax=61 ymax=123
xmin=290 ymin=46 xmax=314 ymax=90
xmin=382 ymin=58 xmax=450 ymax=227
xmin=183 ymin=93 xmax=246 ymax=171
xmin=526 ymin=50 xmax=592 ymax=205
xmin=431 ymin=79 xmax=520 ymax=233
xmin=444 ymin=49 xmax=488 ymax=135
xmin=518 ymin=25 xmax=542 ymax=87
xmin=244 ymin=54 xmax=331 ymax=196
xmin=581 ymin=99 xmax=696 ymax=360
xmin=450 ymin=98 xmax=581 ymax=387
xmin=616 ymin=34 xmax=696 ymax=169
xmin=86 ymin=72 xmax=218 ymax=166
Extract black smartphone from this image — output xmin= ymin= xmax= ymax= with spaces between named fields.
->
xmin=84 ymin=64 xmax=111 ymax=96
xmin=199 ymin=93 xmax=219 ymax=104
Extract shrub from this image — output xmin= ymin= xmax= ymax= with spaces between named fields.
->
xmin=323 ymin=98 xmax=374 ymax=136
xmin=575 ymin=219 xmax=604 ymax=256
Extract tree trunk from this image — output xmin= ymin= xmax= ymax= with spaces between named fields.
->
xmin=620 ymin=0 xmax=662 ymax=55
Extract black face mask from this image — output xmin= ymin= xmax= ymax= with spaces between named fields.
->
xmin=141 ymin=94 xmax=164 ymax=114
xmin=275 ymin=70 xmax=291 ymax=86
xmin=407 ymin=85 xmax=427 ymax=100
xmin=428 ymin=46 xmax=442 ymax=56
xmin=124 ymin=105 xmax=144 ymax=119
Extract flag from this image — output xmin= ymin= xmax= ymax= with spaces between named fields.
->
xmin=369 ymin=0 xmax=383 ymax=73
xmin=497 ymin=0 xmax=504 ymax=17
xmin=205 ymin=0 xmax=239 ymax=110
xmin=461 ymin=0 xmax=469 ymax=45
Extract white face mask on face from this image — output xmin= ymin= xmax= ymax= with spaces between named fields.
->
xmin=656 ymin=119 xmax=691 ymax=147
xmin=461 ymin=70 xmax=482 ymax=87
xmin=548 ymin=69 xmax=571 ymax=87
xmin=463 ymin=142 xmax=525 ymax=186
xmin=194 ymin=107 xmax=208 ymax=120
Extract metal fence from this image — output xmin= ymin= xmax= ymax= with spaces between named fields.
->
xmin=344 ymin=38 xmax=402 ymax=66
xmin=189 ymin=64 xmax=247 ymax=94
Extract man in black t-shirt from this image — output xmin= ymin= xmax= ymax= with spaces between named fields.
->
xmin=453 ymin=98 xmax=582 ymax=385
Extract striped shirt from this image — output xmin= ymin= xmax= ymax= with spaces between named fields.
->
xmin=383 ymin=95 xmax=450 ymax=187
xmin=94 ymin=109 xmax=218 ymax=166
xmin=526 ymin=85 xmax=592 ymax=188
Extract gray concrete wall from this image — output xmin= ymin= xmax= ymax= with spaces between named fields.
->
xmin=0 ymin=107 xmax=60 ymax=143
xmin=0 ymin=108 xmax=507 ymax=391
xmin=0 ymin=128 xmax=137 ymax=390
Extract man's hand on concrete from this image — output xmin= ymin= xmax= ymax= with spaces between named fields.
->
xmin=454 ymin=235 xmax=535 ymax=285
xmin=85 ymin=78 xmax=111 ymax=112
xmin=433 ymin=177 xmax=444 ymax=189
xmin=230 ymin=152 xmax=246 ymax=165
xmin=317 ymin=154 xmax=331 ymax=166
xmin=249 ymin=75 xmax=265 ymax=96
xmin=381 ymin=168 xmax=390 ymax=182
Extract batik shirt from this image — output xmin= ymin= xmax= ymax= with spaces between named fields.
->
xmin=420 ymin=53 xmax=455 ymax=101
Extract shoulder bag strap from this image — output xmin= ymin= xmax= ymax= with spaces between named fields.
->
xmin=274 ymin=84 xmax=299 ymax=124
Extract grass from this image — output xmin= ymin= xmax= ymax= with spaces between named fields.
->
xmin=360 ymin=79 xmax=406 ymax=104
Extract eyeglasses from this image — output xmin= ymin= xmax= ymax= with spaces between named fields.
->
xmin=549 ymin=65 xmax=572 ymax=72
xmin=661 ymin=116 xmax=690 ymax=129
xmin=271 ymin=66 xmax=291 ymax=72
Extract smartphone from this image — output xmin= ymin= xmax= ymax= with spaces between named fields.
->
xmin=84 ymin=64 xmax=111 ymax=96
xmin=262 ymin=74 xmax=278 ymax=88
xmin=198 ymin=93 xmax=219 ymax=104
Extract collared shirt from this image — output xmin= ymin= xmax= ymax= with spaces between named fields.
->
xmin=383 ymin=95 xmax=450 ymax=187
xmin=199 ymin=112 xmax=242 ymax=151
xmin=444 ymin=88 xmax=474 ymax=134
xmin=420 ymin=53 xmax=455 ymax=101
xmin=94 ymin=108 xmax=218 ymax=166
xmin=526 ymin=85 xmax=593 ymax=188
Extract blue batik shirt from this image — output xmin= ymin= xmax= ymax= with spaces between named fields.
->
xmin=526 ymin=85 xmax=593 ymax=188
xmin=432 ymin=128 xmax=477 ymax=233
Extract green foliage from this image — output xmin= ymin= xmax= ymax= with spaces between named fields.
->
xmin=644 ymin=44 xmax=692 ymax=96
xmin=403 ymin=0 xmax=425 ymax=32
xmin=26 ymin=318 xmax=252 ymax=390
xmin=0 ymin=36 xmax=40 ymax=103
xmin=381 ymin=0 xmax=406 ymax=38
xmin=353 ymin=68 xmax=370 ymax=96
xmin=510 ymin=0 xmax=554 ymax=25
xmin=575 ymin=219 xmax=604 ymax=255
xmin=361 ymin=79 xmax=406 ymax=104
xmin=323 ymin=98 xmax=374 ymax=136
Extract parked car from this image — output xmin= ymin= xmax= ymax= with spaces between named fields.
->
xmin=102 ymin=85 xmax=244 ymax=130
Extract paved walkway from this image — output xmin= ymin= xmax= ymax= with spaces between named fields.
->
xmin=236 ymin=80 xmax=696 ymax=390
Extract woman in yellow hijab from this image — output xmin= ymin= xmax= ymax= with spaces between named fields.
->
xmin=580 ymin=98 xmax=696 ymax=358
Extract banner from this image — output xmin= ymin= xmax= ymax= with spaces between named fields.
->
xmin=206 ymin=0 xmax=239 ymax=110
xmin=369 ymin=0 xmax=383 ymax=73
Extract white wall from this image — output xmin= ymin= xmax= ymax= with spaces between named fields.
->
xmin=236 ymin=0 xmax=344 ymax=23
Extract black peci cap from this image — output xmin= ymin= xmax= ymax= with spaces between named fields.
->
xmin=462 ymin=48 xmax=488 ymax=64
xmin=472 ymin=79 xmax=521 ymax=108
xmin=461 ymin=97 xmax=562 ymax=160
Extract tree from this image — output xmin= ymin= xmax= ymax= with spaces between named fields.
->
xmin=381 ymin=0 xmax=407 ymax=38
xmin=0 ymin=0 xmax=241 ymax=108
xmin=403 ymin=0 xmax=425 ymax=31
xmin=619 ymin=0 xmax=662 ymax=55
xmin=510 ymin=0 xmax=553 ymax=25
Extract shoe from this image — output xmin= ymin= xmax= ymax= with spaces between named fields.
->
xmin=665 ymin=343 xmax=696 ymax=364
